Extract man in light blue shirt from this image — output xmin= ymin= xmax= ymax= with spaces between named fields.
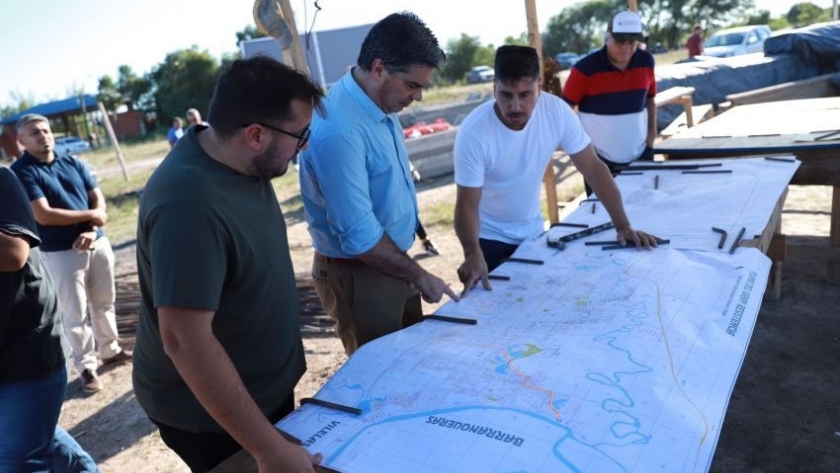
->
xmin=300 ymin=12 xmax=458 ymax=355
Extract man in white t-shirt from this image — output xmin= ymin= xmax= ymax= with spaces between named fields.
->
xmin=453 ymin=45 xmax=657 ymax=296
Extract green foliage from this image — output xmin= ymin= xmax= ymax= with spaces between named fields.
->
xmin=744 ymin=9 xmax=772 ymax=25
xmin=441 ymin=34 xmax=495 ymax=83
xmin=787 ymin=2 xmax=832 ymax=26
xmin=503 ymin=34 xmax=529 ymax=47
xmin=769 ymin=17 xmax=790 ymax=30
xmin=442 ymin=34 xmax=481 ymax=82
xmin=116 ymin=65 xmax=153 ymax=111
xmin=149 ymin=48 xmax=220 ymax=125
xmin=235 ymin=25 xmax=267 ymax=47
xmin=97 ymin=75 xmax=122 ymax=112
xmin=641 ymin=0 xmax=753 ymax=48
xmin=0 ymin=91 xmax=36 ymax=121
xmin=543 ymin=0 xmax=617 ymax=55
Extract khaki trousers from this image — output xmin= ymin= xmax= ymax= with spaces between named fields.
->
xmin=312 ymin=254 xmax=423 ymax=355
xmin=41 ymin=237 xmax=121 ymax=373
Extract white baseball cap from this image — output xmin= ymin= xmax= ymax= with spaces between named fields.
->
xmin=608 ymin=10 xmax=645 ymax=41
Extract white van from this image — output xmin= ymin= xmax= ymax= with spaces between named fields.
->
xmin=703 ymin=25 xmax=772 ymax=58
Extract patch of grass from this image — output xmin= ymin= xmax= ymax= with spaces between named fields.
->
xmin=422 ymin=201 xmax=456 ymax=227
xmin=655 ymin=48 xmax=690 ymax=66
xmin=84 ymin=136 xmax=170 ymax=170
xmin=412 ymin=83 xmax=493 ymax=107
xmin=100 ymin=167 xmax=156 ymax=242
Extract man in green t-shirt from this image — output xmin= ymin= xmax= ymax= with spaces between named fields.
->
xmin=133 ymin=56 xmax=325 ymax=473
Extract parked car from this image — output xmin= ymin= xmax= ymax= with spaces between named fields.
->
xmin=554 ymin=52 xmax=581 ymax=70
xmin=703 ymin=25 xmax=772 ymax=58
xmin=465 ymin=65 xmax=494 ymax=84
xmin=54 ymin=136 xmax=91 ymax=156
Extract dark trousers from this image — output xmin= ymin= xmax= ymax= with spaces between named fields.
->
xmin=480 ymin=238 xmax=519 ymax=272
xmin=152 ymin=394 xmax=295 ymax=473
xmin=585 ymin=146 xmax=654 ymax=196
xmin=416 ymin=221 xmax=428 ymax=240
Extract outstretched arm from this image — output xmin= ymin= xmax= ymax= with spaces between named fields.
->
xmin=570 ymin=144 xmax=658 ymax=248
xmin=454 ymin=185 xmax=491 ymax=297
xmin=357 ymin=235 xmax=459 ymax=303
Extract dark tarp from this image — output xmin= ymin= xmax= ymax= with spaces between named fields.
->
xmin=653 ymin=22 xmax=840 ymax=130
xmin=764 ymin=21 xmax=840 ymax=73
xmin=654 ymin=54 xmax=818 ymax=130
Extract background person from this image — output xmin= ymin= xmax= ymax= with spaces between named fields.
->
xmin=409 ymin=161 xmax=439 ymax=256
xmin=167 ymin=117 xmax=184 ymax=148
xmin=185 ymin=108 xmax=208 ymax=128
xmin=687 ymin=24 xmax=705 ymax=58
xmin=11 ymin=114 xmax=131 ymax=395
xmin=562 ymin=10 xmax=657 ymax=196
xmin=299 ymin=11 xmax=458 ymax=356
xmin=133 ymin=56 xmax=325 ymax=473
xmin=454 ymin=45 xmax=658 ymax=295
xmin=0 ymin=166 xmax=100 ymax=473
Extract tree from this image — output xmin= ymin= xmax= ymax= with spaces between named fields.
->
xmin=97 ymin=75 xmax=122 ymax=111
xmin=235 ymin=25 xmax=267 ymax=47
xmin=0 ymin=92 xmax=36 ymax=120
xmin=543 ymin=0 xmax=616 ymax=55
xmin=787 ymin=2 xmax=832 ymax=26
xmin=644 ymin=0 xmax=754 ymax=48
xmin=442 ymin=34 xmax=486 ymax=83
xmin=149 ymin=47 xmax=220 ymax=124
xmin=116 ymin=65 xmax=153 ymax=111
xmin=744 ymin=9 xmax=772 ymax=25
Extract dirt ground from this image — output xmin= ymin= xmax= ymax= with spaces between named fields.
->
xmin=58 ymin=157 xmax=840 ymax=473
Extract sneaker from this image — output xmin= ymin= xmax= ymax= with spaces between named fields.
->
xmin=102 ymin=349 xmax=133 ymax=366
xmin=81 ymin=369 xmax=101 ymax=394
xmin=422 ymin=238 xmax=440 ymax=256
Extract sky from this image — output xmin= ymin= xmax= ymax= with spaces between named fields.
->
xmin=0 ymin=0 xmax=827 ymax=108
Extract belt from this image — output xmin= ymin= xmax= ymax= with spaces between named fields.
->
xmin=315 ymin=252 xmax=364 ymax=266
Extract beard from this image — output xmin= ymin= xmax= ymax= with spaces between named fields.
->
xmin=251 ymin=140 xmax=296 ymax=179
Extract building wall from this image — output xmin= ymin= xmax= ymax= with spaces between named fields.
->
xmin=109 ymin=110 xmax=145 ymax=140
xmin=240 ymin=24 xmax=373 ymax=88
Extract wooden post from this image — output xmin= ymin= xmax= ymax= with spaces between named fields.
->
xmin=277 ymin=0 xmax=310 ymax=77
xmin=627 ymin=0 xmax=638 ymax=11
xmin=525 ymin=0 xmax=559 ymax=225
xmin=830 ymin=186 xmax=840 ymax=281
xmin=97 ymin=102 xmax=129 ymax=181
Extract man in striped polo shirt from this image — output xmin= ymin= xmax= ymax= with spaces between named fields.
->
xmin=563 ymin=10 xmax=658 ymax=196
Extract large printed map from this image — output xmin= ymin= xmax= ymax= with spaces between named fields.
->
xmin=279 ymin=240 xmax=771 ymax=473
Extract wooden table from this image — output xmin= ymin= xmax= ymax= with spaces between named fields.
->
xmin=209 ymin=449 xmax=336 ymax=473
xmin=655 ymin=96 xmax=840 ymax=283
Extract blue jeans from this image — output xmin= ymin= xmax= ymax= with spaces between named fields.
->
xmin=0 ymin=367 xmax=99 ymax=473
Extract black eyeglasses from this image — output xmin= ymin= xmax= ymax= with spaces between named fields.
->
xmin=242 ymin=122 xmax=311 ymax=149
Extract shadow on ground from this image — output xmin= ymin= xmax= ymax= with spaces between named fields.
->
xmin=710 ymin=235 xmax=840 ymax=472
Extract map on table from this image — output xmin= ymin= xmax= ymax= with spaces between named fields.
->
xmin=553 ymin=156 xmax=800 ymax=252
xmin=278 ymin=238 xmax=771 ymax=473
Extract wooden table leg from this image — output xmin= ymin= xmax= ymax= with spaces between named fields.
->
xmin=829 ymin=185 xmax=840 ymax=283
xmin=543 ymin=163 xmax=559 ymax=225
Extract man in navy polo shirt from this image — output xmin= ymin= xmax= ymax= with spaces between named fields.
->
xmin=11 ymin=114 xmax=131 ymax=394
xmin=563 ymin=9 xmax=658 ymax=196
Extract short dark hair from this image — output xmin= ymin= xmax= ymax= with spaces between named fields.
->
xmin=207 ymin=55 xmax=325 ymax=139
xmin=494 ymin=45 xmax=540 ymax=84
xmin=357 ymin=11 xmax=446 ymax=74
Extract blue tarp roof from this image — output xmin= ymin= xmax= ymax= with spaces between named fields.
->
xmin=1 ymin=94 xmax=98 ymax=125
